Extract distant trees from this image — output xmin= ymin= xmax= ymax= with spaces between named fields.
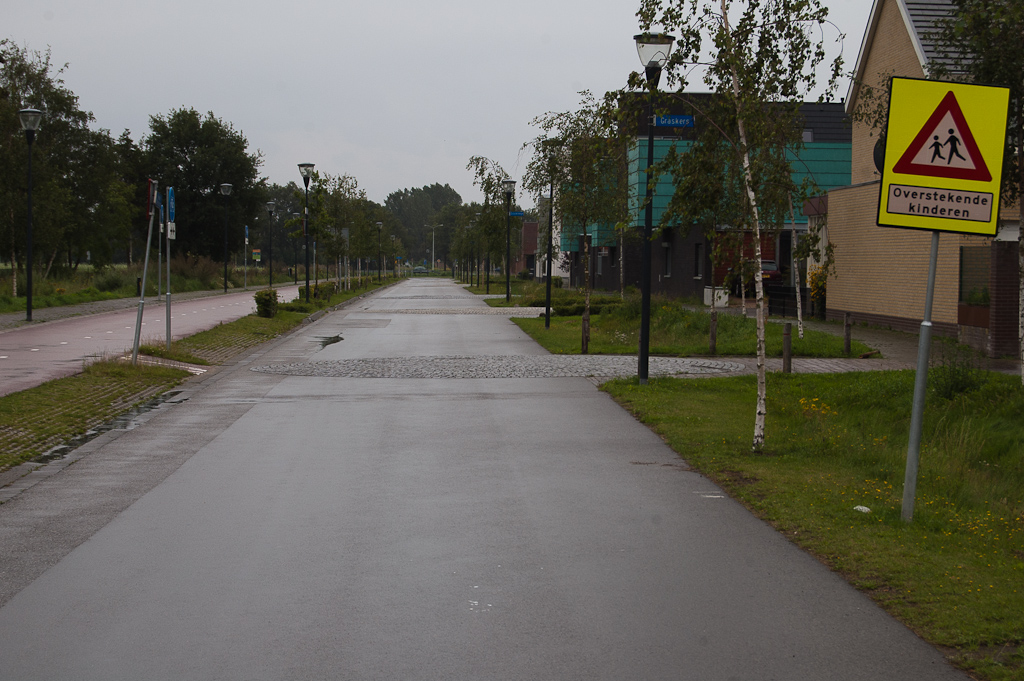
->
xmin=0 ymin=40 xmax=134 ymax=281
xmin=384 ymin=183 xmax=462 ymax=266
xmin=143 ymin=108 xmax=262 ymax=261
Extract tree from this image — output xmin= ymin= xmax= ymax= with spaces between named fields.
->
xmin=142 ymin=108 xmax=262 ymax=262
xmin=385 ymin=183 xmax=462 ymax=263
xmin=932 ymin=0 xmax=1024 ymax=383
xmin=523 ymin=92 xmax=633 ymax=350
xmin=0 ymin=40 xmax=132 ymax=286
xmin=637 ymin=0 xmax=843 ymax=450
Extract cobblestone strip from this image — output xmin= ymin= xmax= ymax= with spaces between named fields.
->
xmin=251 ymin=355 xmax=746 ymax=379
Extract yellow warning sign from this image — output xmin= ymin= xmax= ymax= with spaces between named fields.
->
xmin=878 ymin=77 xmax=1009 ymax=235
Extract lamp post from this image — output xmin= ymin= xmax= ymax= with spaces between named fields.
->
xmin=220 ymin=183 xmax=233 ymax=293
xmin=298 ymin=163 xmax=315 ymax=302
xmin=18 ymin=109 xmax=42 ymax=322
xmin=376 ymin=221 xmax=383 ymax=282
xmin=266 ymin=201 xmax=276 ymax=288
xmin=292 ymin=212 xmax=299 ymax=284
xmin=634 ymin=32 xmax=675 ymax=384
xmin=503 ymin=179 xmax=516 ymax=302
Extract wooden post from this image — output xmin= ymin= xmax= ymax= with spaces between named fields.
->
xmin=783 ymin=323 xmax=792 ymax=374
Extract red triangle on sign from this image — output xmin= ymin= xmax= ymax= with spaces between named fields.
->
xmin=892 ymin=91 xmax=992 ymax=182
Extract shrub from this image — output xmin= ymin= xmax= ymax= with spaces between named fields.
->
xmin=95 ymin=269 xmax=131 ymax=292
xmin=254 ymin=289 xmax=278 ymax=318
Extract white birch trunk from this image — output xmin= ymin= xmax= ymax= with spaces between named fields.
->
xmin=722 ymin=0 xmax=767 ymax=450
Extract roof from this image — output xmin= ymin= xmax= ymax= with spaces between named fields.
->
xmin=845 ymin=0 xmax=957 ymax=112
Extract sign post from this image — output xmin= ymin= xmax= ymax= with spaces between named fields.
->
xmin=879 ymin=77 xmax=1009 ymax=522
xmin=166 ymin=187 xmax=175 ymax=350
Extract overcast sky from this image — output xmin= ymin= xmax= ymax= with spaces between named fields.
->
xmin=7 ymin=0 xmax=871 ymax=207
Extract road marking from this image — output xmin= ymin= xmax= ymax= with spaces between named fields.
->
xmin=0 ymin=356 xmax=8 ymax=359
xmin=30 ymin=349 xmax=39 ymax=352
xmin=60 ymin=342 xmax=68 ymax=345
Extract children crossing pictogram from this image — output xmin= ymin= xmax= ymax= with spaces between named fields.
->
xmin=892 ymin=90 xmax=991 ymax=182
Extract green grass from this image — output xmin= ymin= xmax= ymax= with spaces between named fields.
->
xmin=0 ymin=361 xmax=190 ymax=471
xmin=603 ymin=371 xmax=1024 ymax=680
xmin=514 ymin=305 xmax=871 ymax=358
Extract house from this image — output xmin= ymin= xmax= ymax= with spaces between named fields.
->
xmin=826 ymin=0 xmax=1019 ymax=356
xmin=563 ymin=97 xmax=851 ymax=301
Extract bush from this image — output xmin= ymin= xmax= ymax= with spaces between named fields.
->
xmin=517 ymin=270 xmax=533 ymax=281
xmin=95 ymin=269 xmax=131 ymax=292
xmin=254 ymin=289 xmax=278 ymax=318
xmin=551 ymin=276 xmax=563 ymax=289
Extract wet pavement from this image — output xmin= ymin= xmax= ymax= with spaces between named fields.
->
xmin=0 ymin=278 xmax=973 ymax=680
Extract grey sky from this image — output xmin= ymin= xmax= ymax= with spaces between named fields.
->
xmin=7 ymin=0 xmax=871 ymax=206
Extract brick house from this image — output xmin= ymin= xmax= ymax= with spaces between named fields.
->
xmin=826 ymin=0 xmax=1019 ymax=356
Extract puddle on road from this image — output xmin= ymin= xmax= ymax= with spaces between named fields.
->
xmin=313 ymin=335 xmax=343 ymax=348
xmin=32 ymin=390 xmax=186 ymax=465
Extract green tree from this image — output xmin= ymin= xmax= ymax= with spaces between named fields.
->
xmin=0 ymin=40 xmax=132 ymax=286
xmin=142 ymin=108 xmax=262 ymax=262
xmin=385 ymin=183 xmax=462 ymax=262
xmin=932 ymin=0 xmax=1024 ymax=383
xmin=637 ymin=0 xmax=843 ymax=450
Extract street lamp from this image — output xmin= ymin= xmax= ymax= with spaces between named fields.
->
xmin=292 ymin=212 xmax=300 ymax=284
xmin=503 ymin=179 xmax=516 ymax=302
xmin=634 ymin=31 xmax=675 ymax=384
xmin=376 ymin=221 xmax=383 ymax=282
xmin=220 ymin=183 xmax=233 ymax=293
xmin=266 ymin=201 xmax=276 ymax=288
xmin=298 ymin=163 xmax=315 ymax=302
xmin=19 ymin=109 xmax=42 ymax=322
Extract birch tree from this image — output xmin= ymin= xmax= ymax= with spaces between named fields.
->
xmin=637 ymin=0 xmax=843 ymax=450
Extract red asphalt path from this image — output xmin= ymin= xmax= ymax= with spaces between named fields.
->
xmin=0 ymin=286 xmax=300 ymax=397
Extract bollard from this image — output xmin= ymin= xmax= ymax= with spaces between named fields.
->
xmin=136 ymin=277 xmax=142 ymax=297
xmin=783 ymin=322 xmax=792 ymax=373
xmin=844 ymin=312 xmax=852 ymax=355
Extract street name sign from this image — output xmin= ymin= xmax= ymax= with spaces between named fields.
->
xmin=655 ymin=115 xmax=694 ymax=128
xmin=878 ymin=77 xmax=1009 ymax=236
xmin=168 ymin=187 xmax=175 ymax=222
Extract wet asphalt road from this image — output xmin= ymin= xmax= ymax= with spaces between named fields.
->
xmin=0 ymin=279 xmax=968 ymax=680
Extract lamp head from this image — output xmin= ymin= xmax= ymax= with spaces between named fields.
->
xmin=502 ymin=178 xmax=516 ymax=199
xmin=298 ymin=163 xmax=315 ymax=189
xmin=220 ymin=183 xmax=233 ymax=196
xmin=19 ymin=108 xmax=42 ymax=143
xmin=266 ymin=201 xmax=276 ymax=214
xmin=634 ymin=33 xmax=675 ymax=88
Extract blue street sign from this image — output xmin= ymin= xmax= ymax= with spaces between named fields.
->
xmin=168 ymin=187 xmax=175 ymax=222
xmin=655 ymin=115 xmax=695 ymax=128
xmin=509 ymin=211 xmax=524 ymax=217
xmin=245 ymin=225 xmax=249 ymax=239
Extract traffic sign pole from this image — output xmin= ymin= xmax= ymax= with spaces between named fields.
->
xmin=166 ymin=187 xmax=173 ymax=350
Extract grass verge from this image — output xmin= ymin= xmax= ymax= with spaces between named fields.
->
xmin=0 ymin=361 xmax=191 ymax=471
xmin=514 ymin=307 xmax=871 ymax=358
xmin=602 ymin=370 xmax=1024 ymax=680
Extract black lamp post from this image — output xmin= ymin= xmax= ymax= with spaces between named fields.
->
xmin=376 ymin=221 xmax=383 ymax=282
xmin=220 ymin=183 xmax=233 ymax=293
xmin=266 ymin=201 xmax=275 ymax=288
xmin=503 ymin=179 xmax=516 ymax=302
xmin=19 ymin=108 xmax=42 ymax=322
xmin=298 ymin=163 xmax=315 ymax=302
xmin=292 ymin=212 xmax=299 ymax=284
xmin=634 ymin=32 xmax=675 ymax=384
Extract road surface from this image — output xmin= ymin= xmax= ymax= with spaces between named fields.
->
xmin=0 ymin=278 xmax=967 ymax=680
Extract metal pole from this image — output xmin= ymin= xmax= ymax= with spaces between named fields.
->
xmin=166 ymin=189 xmax=172 ymax=351
xmin=545 ymin=179 xmax=554 ymax=329
xmin=132 ymin=181 xmax=157 ymax=365
xmin=24 ymin=130 xmax=34 ymax=322
xmin=304 ymin=185 xmax=310 ymax=302
xmin=902 ymin=231 xmax=940 ymax=523
xmin=506 ymin=196 xmax=512 ymax=302
xmin=638 ymin=88 xmax=656 ymax=384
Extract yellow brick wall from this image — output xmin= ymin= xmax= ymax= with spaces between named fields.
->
xmin=850 ymin=0 xmax=926 ymax=185
xmin=828 ymin=183 xmax=962 ymax=325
